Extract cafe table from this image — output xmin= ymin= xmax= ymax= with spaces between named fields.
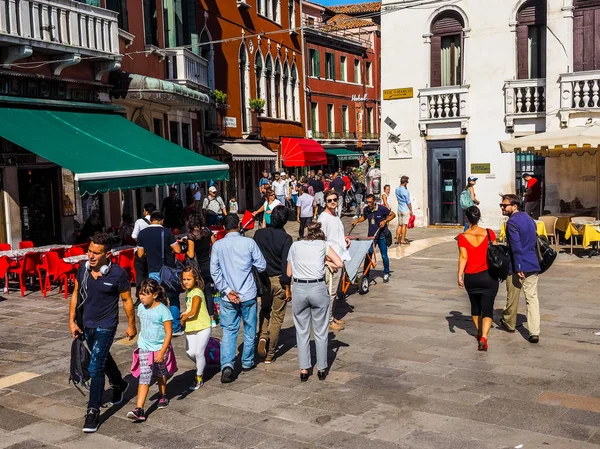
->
xmin=564 ymin=221 xmax=600 ymax=253
xmin=0 ymin=244 xmax=72 ymax=260
xmin=499 ymin=220 xmax=548 ymax=242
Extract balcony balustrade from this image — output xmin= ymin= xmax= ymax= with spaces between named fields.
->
xmin=166 ymin=48 xmax=209 ymax=91
xmin=503 ymin=79 xmax=546 ymax=132
xmin=559 ymin=71 xmax=600 ymax=126
xmin=418 ymin=85 xmax=469 ymax=135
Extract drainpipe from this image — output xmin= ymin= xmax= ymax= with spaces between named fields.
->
xmin=299 ymin=0 xmax=309 ymax=139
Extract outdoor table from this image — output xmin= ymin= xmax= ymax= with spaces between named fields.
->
xmin=499 ymin=220 xmax=547 ymax=242
xmin=0 ymin=244 xmax=72 ymax=260
xmin=63 ymin=254 xmax=88 ymax=265
xmin=65 ymin=245 xmax=135 ymax=265
xmin=565 ymin=222 xmax=600 ymax=253
xmin=554 ymin=215 xmax=574 ymax=233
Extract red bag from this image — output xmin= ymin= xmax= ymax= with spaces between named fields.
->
xmin=407 ymin=214 xmax=416 ymax=229
xmin=241 ymin=210 xmax=255 ymax=231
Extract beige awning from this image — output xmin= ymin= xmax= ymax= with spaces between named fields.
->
xmin=215 ymin=142 xmax=276 ymax=161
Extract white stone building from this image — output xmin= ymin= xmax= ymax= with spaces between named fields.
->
xmin=380 ymin=0 xmax=600 ymax=227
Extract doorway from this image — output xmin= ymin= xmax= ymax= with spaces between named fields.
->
xmin=428 ymin=140 xmax=465 ymax=225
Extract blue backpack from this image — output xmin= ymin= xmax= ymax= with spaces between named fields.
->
xmin=460 ymin=190 xmax=474 ymax=209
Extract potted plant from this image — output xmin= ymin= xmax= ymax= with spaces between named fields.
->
xmin=212 ymin=89 xmax=229 ymax=109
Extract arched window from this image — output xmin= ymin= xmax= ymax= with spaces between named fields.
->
xmin=239 ymin=43 xmax=250 ymax=133
xmin=516 ymin=0 xmax=546 ymax=79
xmin=289 ymin=0 xmax=295 ymax=29
xmin=291 ymin=63 xmax=298 ymax=121
xmin=430 ymin=11 xmax=465 ymax=87
xmin=283 ymin=63 xmax=290 ymax=120
xmin=275 ymin=59 xmax=282 ymax=118
xmin=255 ymin=50 xmax=264 ymax=102
xmin=200 ymin=28 xmax=215 ymax=90
xmin=265 ymin=54 xmax=274 ymax=117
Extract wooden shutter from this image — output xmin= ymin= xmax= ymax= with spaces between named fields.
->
xmin=517 ymin=25 xmax=530 ymax=79
xmin=517 ymin=0 xmax=546 ymax=26
xmin=573 ymin=0 xmax=600 ymax=71
xmin=430 ymin=35 xmax=442 ymax=87
xmin=431 ymin=14 xmax=463 ymax=34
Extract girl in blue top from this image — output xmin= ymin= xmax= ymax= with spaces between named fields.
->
xmin=127 ymin=279 xmax=173 ymax=422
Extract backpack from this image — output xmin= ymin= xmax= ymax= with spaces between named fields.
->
xmin=460 ymin=189 xmax=474 ymax=209
xmin=486 ymin=229 xmax=510 ymax=281
xmin=205 ymin=337 xmax=221 ymax=365
xmin=69 ymin=336 xmax=91 ymax=395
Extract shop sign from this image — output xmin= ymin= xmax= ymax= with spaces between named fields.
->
xmin=224 ymin=117 xmax=237 ymax=128
xmin=0 ymin=74 xmax=99 ymax=103
xmin=383 ymin=88 xmax=414 ymax=100
xmin=356 ymin=104 xmax=363 ymax=148
xmin=470 ymin=163 xmax=491 ymax=174
xmin=351 ymin=94 xmax=368 ymax=102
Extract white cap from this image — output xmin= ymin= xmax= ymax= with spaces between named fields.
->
xmin=208 ymin=186 xmax=217 ymax=193
xmin=280 ymin=171 xmax=286 ymax=176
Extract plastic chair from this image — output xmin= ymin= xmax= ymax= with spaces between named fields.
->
xmin=18 ymin=241 xmax=34 ymax=250
xmin=66 ymin=246 xmax=85 ymax=257
xmin=0 ymin=243 xmax=11 ymax=251
xmin=117 ymin=248 xmax=135 ymax=283
xmin=43 ymin=251 xmax=78 ymax=298
xmin=71 ymin=243 xmax=89 ymax=254
xmin=539 ymin=216 xmax=558 ymax=250
xmin=8 ymin=252 xmax=44 ymax=297
xmin=572 ymin=216 xmax=596 ymax=224
xmin=0 ymin=256 xmax=10 ymax=294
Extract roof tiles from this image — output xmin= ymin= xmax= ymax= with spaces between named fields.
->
xmin=327 ymin=2 xmax=381 ymax=14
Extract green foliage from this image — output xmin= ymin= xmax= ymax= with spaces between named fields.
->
xmin=249 ymin=98 xmax=266 ymax=111
xmin=212 ymin=89 xmax=228 ymax=106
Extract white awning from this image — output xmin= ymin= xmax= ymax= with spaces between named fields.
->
xmin=216 ymin=142 xmax=276 ymax=161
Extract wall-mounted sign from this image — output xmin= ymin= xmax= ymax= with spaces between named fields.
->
xmin=383 ymin=88 xmax=414 ymax=100
xmin=224 ymin=117 xmax=237 ymax=128
xmin=351 ymin=93 xmax=368 ymax=102
xmin=470 ymin=163 xmax=491 ymax=174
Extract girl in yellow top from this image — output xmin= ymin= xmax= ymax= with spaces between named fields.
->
xmin=180 ymin=266 xmax=212 ymax=390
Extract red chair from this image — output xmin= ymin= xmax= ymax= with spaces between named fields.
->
xmin=18 ymin=241 xmax=34 ymax=250
xmin=117 ymin=248 xmax=135 ymax=283
xmin=66 ymin=246 xmax=85 ymax=257
xmin=43 ymin=251 xmax=77 ymax=298
xmin=0 ymin=243 xmax=11 ymax=251
xmin=9 ymin=252 xmax=44 ymax=297
xmin=72 ymin=243 xmax=89 ymax=253
xmin=0 ymin=256 xmax=10 ymax=294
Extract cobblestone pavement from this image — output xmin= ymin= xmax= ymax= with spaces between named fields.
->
xmin=2 ymin=219 xmax=600 ymax=448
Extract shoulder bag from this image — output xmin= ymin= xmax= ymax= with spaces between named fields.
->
xmin=159 ymin=229 xmax=184 ymax=292
xmin=521 ymin=216 xmax=557 ymax=274
xmin=486 ymin=229 xmax=510 ymax=281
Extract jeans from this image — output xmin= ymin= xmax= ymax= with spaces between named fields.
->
xmin=206 ymin=214 xmax=221 ymax=226
xmin=219 ymin=298 xmax=257 ymax=370
xmin=291 ymin=194 xmax=298 ymax=206
xmin=149 ymin=272 xmax=182 ymax=333
xmin=134 ymin=254 xmax=148 ymax=299
xmin=364 ymin=233 xmax=390 ymax=275
xmin=84 ymin=326 xmax=123 ymax=410
xmin=276 ymin=195 xmax=286 ymax=205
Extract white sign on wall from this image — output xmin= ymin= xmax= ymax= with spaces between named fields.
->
xmin=351 ymin=94 xmax=368 ymax=102
xmin=224 ymin=117 xmax=237 ymax=128
xmin=387 ymin=135 xmax=412 ymax=159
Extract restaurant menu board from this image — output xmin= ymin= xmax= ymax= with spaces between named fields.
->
xmin=61 ymin=168 xmax=76 ymax=216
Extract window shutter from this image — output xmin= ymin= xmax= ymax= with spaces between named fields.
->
xmin=430 ymin=35 xmax=442 ymax=87
xmin=316 ymin=52 xmax=321 ymax=78
xmin=517 ymin=25 xmax=530 ymax=79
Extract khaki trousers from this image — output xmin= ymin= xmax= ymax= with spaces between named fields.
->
xmin=325 ymin=265 xmax=343 ymax=322
xmin=258 ymin=276 xmax=288 ymax=359
xmin=503 ymin=273 xmax=540 ymax=336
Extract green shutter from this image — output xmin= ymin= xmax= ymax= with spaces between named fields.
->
xmin=316 ymin=51 xmax=321 ymax=78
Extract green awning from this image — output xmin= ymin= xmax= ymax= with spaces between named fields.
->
xmin=325 ymin=148 xmax=361 ymax=161
xmin=0 ymin=108 xmax=229 ymax=194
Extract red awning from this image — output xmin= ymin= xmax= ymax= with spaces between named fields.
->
xmin=281 ymin=137 xmax=327 ymax=167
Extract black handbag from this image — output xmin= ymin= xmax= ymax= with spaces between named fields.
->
xmin=535 ymin=234 xmax=557 ymax=274
xmin=486 ymin=229 xmax=510 ymax=281
xmin=384 ymin=228 xmax=393 ymax=247
xmin=159 ymin=229 xmax=183 ymax=292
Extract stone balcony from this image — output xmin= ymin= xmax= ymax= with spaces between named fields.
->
xmin=503 ymin=78 xmax=546 ymax=133
xmin=0 ymin=0 xmax=121 ymax=77
xmin=418 ymin=85 xmax=469 ymax=136
xmin=165 ymin=48 xmax=209 ymax=92
xmin=559 ymin=70 xmax=600 ymax=127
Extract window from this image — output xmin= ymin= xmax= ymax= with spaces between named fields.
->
xmin=272 ymin=0 xmax=279 ymax=23
xmin=366 ymin=61 xmax=372 ymax=85
xmin=143 ymin=0 xmax=158 ymax=46
xmin=307 ymin=17 xmax=315 ymax=26
xmin=169 ymin=121 xmax=179 ymax=144
xmin=311 ymin=102 xmax=318 ymax=132
xmin=309 ymin=49 xmax=320 ymax=77
xmin=153 ymin=118 xmax=163 ymax=137
xmin=283 ymin=63 xmax=290 ymax=120
xmin=325 ymin=52 xmax=335 ymax=80
xmin=181 ymin=123 xmax=191 ymax=149
xmin=340 ymin=56 xmax=347 ymax=81
xmin=275 ymin=60 xmax=282 ymax=118
xmin=354 ymin=59 xmax=361 ymax=84
xmin=259 ymin=0 xmax=280 ymax=23
xmin=430 ymin=11 xmax=464 ymax=87
xmin=289 ymin=0 xmax=295 ymax=29
xmin=106 ymin=0 xmax=128 ymax=31
xmin=240 ymin=44 xmax=250 ymax=132
xmin=291 ymin=64 xmax=298 ymax=121
xmin=257 ymin=0 xmax=263 ymax=15
xmin=255 ymin=51 xmax=264 ymax=102
xmin=341 ymin=105 xmax=348 ymax=133
xmin=366 ymin=107 xmax=373 ymax=133
xmin=327 ymin=104 xmax=334 ymax=133
xmin=574 ymin=0 xmax=600 ymax=71
xmin=516 ymin=0 xmax=547 ymax=79
xmin=265 ymin=55 xmax=273 ymax=117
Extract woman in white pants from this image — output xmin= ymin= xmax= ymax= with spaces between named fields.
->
xmin=287 ymin=223 xmax=343 ymax=382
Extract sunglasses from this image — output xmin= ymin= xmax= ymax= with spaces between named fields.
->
xmin=268 ymin=193 xmax=275 ymax=197
xmin=499 ymin=204 xmax=511 ymax=208
xmin=326 ymin=198 xmax=338 ymax=203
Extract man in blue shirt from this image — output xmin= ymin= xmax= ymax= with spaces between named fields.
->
xmin=395 ymin=175 xmax=413 ymax=245
xmin=210 ymin=214 xmax=267 ymax=383
xmin=352 ymin=194 xmax=396 ymax=283
xmin=499 ymin=194 xmax=541 ymax=343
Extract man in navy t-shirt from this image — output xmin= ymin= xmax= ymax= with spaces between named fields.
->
xmin=351 ymin=194 xmax=396 ymax=283
xmin=68 ymin=233 xmax=136 ymax=434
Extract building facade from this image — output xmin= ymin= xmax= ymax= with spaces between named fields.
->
xmin=303 ymin=1 xmax=381 ymax=169
xmin=381 ymin=0 xmax=600 ymax=227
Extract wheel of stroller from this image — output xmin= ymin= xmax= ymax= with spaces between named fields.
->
xmin=358 ymin=275 xmax=369 ymax=295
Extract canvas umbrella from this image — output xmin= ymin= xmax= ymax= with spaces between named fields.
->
xmin=499 ymin=121 xmax=600 ymax=218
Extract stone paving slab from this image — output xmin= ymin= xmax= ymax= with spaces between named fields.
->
xmin=1 ymin=221 xmax=600 ymax=448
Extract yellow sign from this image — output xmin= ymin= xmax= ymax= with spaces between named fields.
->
xmin=470 ymin=163 xmax=491 ymax=174
xmin=383 ymin=88 xmax=414 ymax=100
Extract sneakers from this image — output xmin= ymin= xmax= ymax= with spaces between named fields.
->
xmin=264 ymin=356 xmax=274 ymax=364
xmin=383 ymin=274 xmax=390 ymax=283
xmin=241 ymin=365 xmax=255 ymax=373
xmin=110 ymin=381 xmax=129 ymax=406
xmin=82 ymin=408 xmax=100 ymax=433
xmin=257 ymin=338 xmax=267 ymax=358
xmin=172 ymin=330 xmax=185 ymax=337
xmin=329 ymin=321 xmax=344 ymax=331
xmin=126 ymin=407 xmax=146 ymax=422
xmin=353 ymin=215 xmax=359 ymax=219
xmin=189 ymin=376 xmax=204 ymax=391
xmin=157 ymin=395 xmax=169 ymax=409
xmin=211 ymin=319 xmax=217 ymax=328
xmin=221 ymin=366 xmax=234 ymax=384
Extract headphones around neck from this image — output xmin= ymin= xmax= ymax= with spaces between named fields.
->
xmin=85 ymin=260 xmax=111 ymax=275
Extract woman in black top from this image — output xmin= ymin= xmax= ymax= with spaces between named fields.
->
xmin=186 ymin=211 xmax=216 ymax=325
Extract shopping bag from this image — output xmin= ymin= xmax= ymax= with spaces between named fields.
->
xmin=407 ymin=214 xmax=416 ymax=229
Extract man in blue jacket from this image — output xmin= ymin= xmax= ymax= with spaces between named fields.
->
xmin=499 ymin=194 xmax=541 ymax=343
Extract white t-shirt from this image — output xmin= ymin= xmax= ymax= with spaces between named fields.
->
xmin=288 ymin=240 xmax=328 ymax=280
xmin=317 ymin=211 xmax=351 ymax=261
xmin=263 ymin=199 xmax=282 ymax=212
xmin=272 ymin=179 xmax=286 ymax=196
xmin=191 ymin=183 xmax=202 ymax=201
xmin=132 ymin=215 xmax=150 ymax=240
xmin=296 ymin=193 xmax=315 ymax=218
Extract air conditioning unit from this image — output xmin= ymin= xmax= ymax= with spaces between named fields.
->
xmin=237 ymin=0 xmax=251 ymax=10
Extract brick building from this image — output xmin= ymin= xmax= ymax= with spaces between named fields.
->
xmin=303 ymin=1 xmax=381 ymax=171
